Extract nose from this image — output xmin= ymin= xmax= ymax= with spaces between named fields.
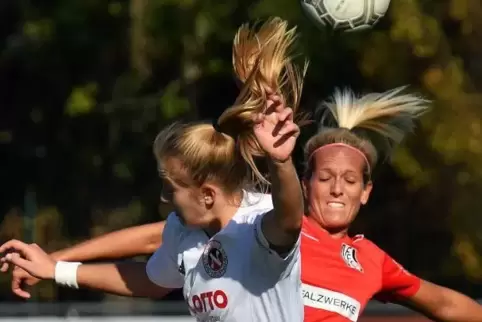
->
xmin=330 ymin=178 xmax=343 ymax=197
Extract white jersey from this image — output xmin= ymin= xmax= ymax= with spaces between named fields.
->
xmin=146 ymin=191 xmax=302 ymax=322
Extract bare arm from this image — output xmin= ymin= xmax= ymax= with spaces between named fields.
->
xmin=76 ymin=262 xmax=172 ymax=298
xmin=52 ymin=222 xmax=164 ymax=262
xmin=255 ymin=95 xmax=304 ymax=251
xmin=0 ymin=240 xmax=173 ymax=299
xmin=262 ymin=158 xmax=304 ymax=249
xmin=400 ymin=280 xmax=482 ymax=322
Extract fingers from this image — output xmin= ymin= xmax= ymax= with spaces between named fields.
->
xmin=266 ymin=95 xmax=284 ymax=114
xmin=273 ymin=123 xmax=300 ymax=148
xmin=278 ymin=107 xmax=293 ymax=122
xmin=0 ymin=262 xmax=9 ymax=272
xmin=0 ymin=240 xmax=33 ymax=258
xmin=0 ymin=242 xmax=40 ymax=300
xmin=253 ymin=113 xmax=265 ymax=125
xmin=255 ymin=93 xmax=295 ymax=136
xmin=2 ymin=253 xmax=34 ymax=273
xmin=12 ymin=274 xmax=31 ymax=299
xmin=0 ymin=251 xmax=25 ymax=272
xmin=272 ymin=108 xmax=294 ymax=137
xmin=12 ymin=286 xmax=31 ymax=299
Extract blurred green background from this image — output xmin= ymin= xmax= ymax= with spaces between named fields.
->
xmin=1 ymin=0 xmax=481 ymax=302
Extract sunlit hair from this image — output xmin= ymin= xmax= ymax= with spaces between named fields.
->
xmin=153 ymin=17 xmax=307 ymax=194
xmin=304 ymin=86 xmax=430 ymax=181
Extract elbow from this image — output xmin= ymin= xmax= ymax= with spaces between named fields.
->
xmin=435 ymin=299 xmax=482 ymax=322
xmin=145 ymin=243 xmax=161 ymax=255
xmin=428 ymin=288 xmax=479 ymax=321
xmin=142 ymin=223 xmax=165 ymax=254
xmin=144 ymin=238 xmax=162 ymax=254
xmin=433 ymin=304 xmax=466 ymax=322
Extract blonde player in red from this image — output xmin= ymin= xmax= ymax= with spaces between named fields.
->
xmin=0 ymin=18 xmax=308 ymax=322
xmin=299 ymin=87 xmax=482 ymax=322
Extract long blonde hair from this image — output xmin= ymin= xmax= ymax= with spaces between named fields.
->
xmin=304 ymin=86 xmax=430 ymax=180
xmin=154 ymin=17 xmax=307 ymax=193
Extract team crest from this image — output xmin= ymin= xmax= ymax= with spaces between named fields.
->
xmin=202 ymin=240 xmax=228 ymax=278
xmin=341 ymin=243 xmax=363 ymax=272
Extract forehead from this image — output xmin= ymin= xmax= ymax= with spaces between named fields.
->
xmin=312 ymin=146 xmax=366 ymax=173
xmin=159 ymin=157 xmax=192 ymax=185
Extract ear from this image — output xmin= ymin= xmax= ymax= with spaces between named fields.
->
xmin=200 ymin=184 xmax=216 ymax=208
xmin=360 ymin=181 xmax=373 ymax=205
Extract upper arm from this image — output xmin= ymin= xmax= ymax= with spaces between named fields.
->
xmin=146 ymin=214 xmax=184 ymax=289
xmin=76 ymin=262 xmax=174 ymax=299
xmin=142 ymin=221 xmax=166 ymax=254
xmin=399 ymin=280 xmax=447 ymax=314
xmin=375 ymin=252 xmax=482 ymax=321
xmin=401 ymin=280 xmax=482 ymax=321
xmin=264 ymin=160 xmax=304 ymax=249
xmin=261 ymin=209 xmax=302 ymax=252
xmin=374 ymin=253 xmax=421 ymax=303
xmin=52 ymin=221 xmax=165 ymax=262
xmin=251 ymin=212 xmax=301 ymax=278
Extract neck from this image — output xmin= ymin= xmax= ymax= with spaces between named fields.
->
xmin=306 ymin=215 xmax=349 ymax=239
xmin=204 ymin=191 xmax=244 ymax=237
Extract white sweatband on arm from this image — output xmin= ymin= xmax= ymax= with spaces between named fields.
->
xmin=54 ymin=261 xmax=82 ymax=289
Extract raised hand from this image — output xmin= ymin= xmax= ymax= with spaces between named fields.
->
xmin=0 ymin=240 xmax=56 ymax=282
xmin=253 ymin=93 xmax=299 ymax=163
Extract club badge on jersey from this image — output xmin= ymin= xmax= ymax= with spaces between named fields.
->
xmin=341 ymin=244 xmax=363 ymax=272
xmin=203 ymin=240 xmax=228 ymax=278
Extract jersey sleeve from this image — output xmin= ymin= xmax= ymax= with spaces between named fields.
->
xmin=374 ymin=252 xmax=421 ymax=303
xmin=250 ymin=212 xmax=301 ymax=278
xmin=146 ymin=213 xmax=184 ymax=289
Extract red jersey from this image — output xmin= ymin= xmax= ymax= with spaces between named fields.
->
xmin=301 ymin=216 xmax=421 ymax=322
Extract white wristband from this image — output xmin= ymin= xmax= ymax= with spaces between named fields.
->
xmin=54 ymin=261 xmax=82 ymax=289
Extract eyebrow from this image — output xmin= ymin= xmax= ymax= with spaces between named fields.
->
xmin=318 ymin=169 xmax=360 ymax=176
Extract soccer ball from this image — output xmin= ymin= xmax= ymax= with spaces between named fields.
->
xmin=300 ymin=0 xmax=391 ymax=32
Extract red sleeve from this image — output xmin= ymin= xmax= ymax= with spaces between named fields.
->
xmin=374 ymin=253 xmax=421 ymax=303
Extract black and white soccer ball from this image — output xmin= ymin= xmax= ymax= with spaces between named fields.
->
xmin=300 ymin=0 xmax=391 ymax=32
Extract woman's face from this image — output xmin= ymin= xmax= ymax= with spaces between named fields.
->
xmin=303 ymin=146 xmax=373 ymax=235
xmin=159 ymin=158 xmax=211 ymax=228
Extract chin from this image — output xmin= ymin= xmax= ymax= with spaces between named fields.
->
xmin=320 ymin=217 xmax=351 ymax=232
xmin=325 ymin=223 xmax=349 ymax=230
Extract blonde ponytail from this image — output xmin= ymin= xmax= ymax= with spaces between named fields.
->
xmin=304 ymin=86 xmax=430 ymax=178
xmin=322 ymin=86 xmax=429 ymax=144
xmin=153 ymin=18 xmax=308 ymax=195
xmin=218 ymin=17 xmax=308 ymax=185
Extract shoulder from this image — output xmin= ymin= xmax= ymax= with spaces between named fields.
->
xmin=350 ymin=235 xmax=387 ymax=262
xmin=234 ymin=191 xmax=273 ymax=224
xmin=163 ymin=212 xmax=192 ymax=244
xmin=164 ymin=212 xmax=183 ymax=233
xmin=352 ymin=235 xmax=382 ymax=250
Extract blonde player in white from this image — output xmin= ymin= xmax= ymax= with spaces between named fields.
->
xmin=0 ymin=18 xmax=306 ymax=322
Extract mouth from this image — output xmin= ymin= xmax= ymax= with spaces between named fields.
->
xmin=327 ymin=202 xmax=345 ymax=209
